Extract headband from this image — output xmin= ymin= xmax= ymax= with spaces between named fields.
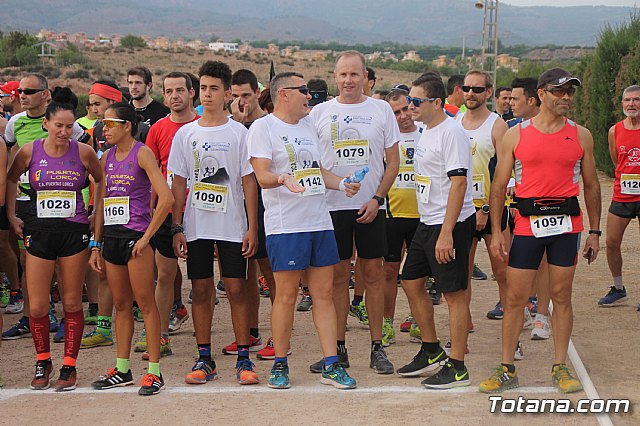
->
xmin=89 ymin=83 xmax=122 ymax=102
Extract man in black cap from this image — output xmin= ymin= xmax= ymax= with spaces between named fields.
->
xmin=308 ymin=79 xmax=328 ymax=108
xmin=479 ymin=68 xmax=601 ymax=394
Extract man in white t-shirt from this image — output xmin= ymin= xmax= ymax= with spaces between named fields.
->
xmin=397 ymin=75 xmax=476 ymax=389
xmin=248 ymin=71 xmax=360 ymax=389
xmin=310 ymin=51 xmax=400 ymax=374
xmin=167 ymin=60 xmax=259 ymax=387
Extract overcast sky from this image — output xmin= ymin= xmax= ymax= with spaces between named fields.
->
xmin=502 ymin=0 xmax=636 ymax=6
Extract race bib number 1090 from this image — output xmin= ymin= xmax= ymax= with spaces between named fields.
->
xmin=192 ymin=182 xmax=228 ymax=213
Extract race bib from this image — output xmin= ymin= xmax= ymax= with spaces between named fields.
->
xmin=294 ymin=168 xmax=325 ymax=196
xmin=472 ymin=174 xmax=485 ymax=200
xmin=36 ymin=190 xmax=76 ymax=218
xmin=530 ymin=215 xmax=572 ymax=238
xmin=334 ymin=140 xmax=369 ymax=166
xmin=166 ymin=171 xmax=175 ymax=189
xmin=395 ymin=165 xmax=416 ymax=189
xmin=415 ymin=174 xmax=431 ymax=204
xmin=192 ymin=182 xmax=228 ymax=213
xmin=104 ymin=196 xmax=130 ymax=225
xmin=620 ymin=174 xmax=640 ymax=195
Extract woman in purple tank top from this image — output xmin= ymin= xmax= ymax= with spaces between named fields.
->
xmin=88 ymin=103 xmax=173 ymax=396
xmin=5 ymin=102 xmax=102 ymax=391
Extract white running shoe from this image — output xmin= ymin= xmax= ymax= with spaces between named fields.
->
xmin=514 ymin=341 xmax=524 ymax=361
xmin=530 ymin=314 xmax=551 ymax=340
xmin=522 ymin=306 xmax=533 ymax=330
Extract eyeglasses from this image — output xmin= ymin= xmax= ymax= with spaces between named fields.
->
xmin=461 ymin=86 xmax=487 ymax=94
xmin=545 ymin=86 xmax=576 ymax=97
xmin=283 ymin=85 xmax=310 ymax=96
xmin=622 ymin=96 xmax=640 ymax=103
xmin=406 ymin=96 xmax=437 ymax=107
xmin=102 ymin=118 xmax=127 ymax=129
xmin=17 ymin=88 xmax=45 ymax=95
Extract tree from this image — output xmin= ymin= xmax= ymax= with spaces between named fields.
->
xmin=57 ymin=43 xmax=84 ymax=65
xmin=16 ymin=45 xmax=38 ymax=66
xmin=120 ymin=34 xmax=147 ymax=49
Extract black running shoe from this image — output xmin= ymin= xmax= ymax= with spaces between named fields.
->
xmin=421 ymin=361 xmax=470 ymax=389
xmin=397 ymin=348 xmax=447 ymax=377
xmin=92 ymin=368 xmax=134 ymax=389
xmin=310 ymin=346 xmax=350 ymax=373
xmin=138 ymin=373 xmax=164 ymax=396
xmin=370 ymin=347 xmax=394 ymax=374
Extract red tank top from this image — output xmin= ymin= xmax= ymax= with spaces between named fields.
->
xmin=513 ymin=118 xmax=584 ymax=236
xmin=612 ymin=120 xmax=640 ymax=202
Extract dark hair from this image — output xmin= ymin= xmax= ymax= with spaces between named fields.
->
xmin=511 ymin=77 xmax=540 ymax=106
xmin=495 ymin=86 xmax=512 ymax=98
xmin=186 ymin=73 xmax=200 ymax=103
xmin=412 ymin=75 xmax=446 ymax=105
xmin=366 ymin=67 xmax=376 ymax=82
xmin=385 ymin=89 xmax=409 ymax=102
xmin=45 ymin=101 xmax=76 ymax=120
xmin=198 ymin=61 xmax=232 ymax=90
xmin=270 ymin=72 xmax=304 ymax=105
xmin=374 ymin=89 xmax=389 ymax=98
xmin=231 ymin=69 xmax=259 ymax=92
xmin=447 ymin=74 xmax=465 ymax=96
xmin=162 ymin=72 xmax=192 ymax=91
xmin=93 ymin=80 xmax=120 ymax=91
xmin=258 ymin=86 xmax=274 ymax=114
xmin=127 ymin=66 xmax=152 ymax=85
xmin=51 ymin=86 xmax=78 ymax=110
xmin=106 ymin=102 xmax=140 ymax=137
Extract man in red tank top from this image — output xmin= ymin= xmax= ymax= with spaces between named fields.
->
xmin=598 ymin=85 xmax=640 ymax=308
xmin=479 ymin=68 xmax=602 ymax=394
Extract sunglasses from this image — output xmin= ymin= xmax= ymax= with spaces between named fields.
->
xmin=17 ymin=88 xmax=45 ymax=95
xmin=0 ymin=94 xmax=10 ymax=98
xmin=283 ymin=85 xmax=310 ymax=96
xmin=545 ymin=86 xmax=576 ymax=97
xmin=461 ymin=86 xmax=487 ymax=94
xmin=406 ymin=96 xmax=437 ymax=107
xmin=102 ymin=118 xmax=127 ymax=129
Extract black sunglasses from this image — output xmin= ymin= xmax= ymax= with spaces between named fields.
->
xmin=17 ymin=88 xmax=46 ymax=95
xmin=462 ymin=86 xmax=487 ymax=94
xmin=283 ymin=85 xmax=310 ymax=96
xmin=406 ymin=96 xmax=437 ymax=107
xmin=545 ymin=86 xmax=576 ymax=97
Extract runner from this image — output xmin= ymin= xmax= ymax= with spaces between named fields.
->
xmin=479 ymin=68 xmax=601 ymax=394
xmin=127 ymin=67 xmax=170 ymax=126
xmin=6 ymin=102 xmax=102 ymax=391
xmin=248 ymin=71 xmax=360 ymax=389
xmin=89 ymin=102 xmax=173 ymax=396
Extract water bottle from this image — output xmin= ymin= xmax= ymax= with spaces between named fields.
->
xmin=344 ymin=167 xmax=369 ymax=183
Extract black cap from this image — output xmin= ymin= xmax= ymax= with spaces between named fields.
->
xmin=537 ymin=68 xmax=581 ymax=89
xmin=308 ymin=79 xmax=328 ymax=106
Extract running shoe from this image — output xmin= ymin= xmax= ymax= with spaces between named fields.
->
xmin=138 ymin=373 xmax=164 ymax=396
xmin=50 ymin=282 xmax=61 ymax=303
xmin=321 ymin=363 xmax=356 ymax=389
xmin=80 ymin=329 xmax=113 ymax=349
xmin=49 ymin=310 xmax=59 ymax=333
xmin=531 ymin=314 xmax=551 ymax=340
xmin=53 ymin=365 xmax=77 ymax=392
xmin=85 ymin=304 xmax=99 ymax=325
xmin=478 ymin=365 xmax=519 ymax=393
xmin=421 ymin=361 xmax=470 ymax=389
xmin=185 ymin=359 xmax=218 ymax=384
xmin=188 ymin=289 xmax=192 ymax=304
xmin=53 ymin=319 xmax=65 ymax=343
xmin=430 ymin=288 xmax=442 ymax=305
xmin=268 ymin=361 xmax=290 ymax=389
xmin=443 ymin=341 xmax=470 ymax=356
xmin=382 ymin=318 xmax=396 ymax=347
xmin=92 ymin=368 xmax=134 ymax=389
xmin=222 ymin=335 xmax=264 ymax=355
xmin=472 ymin=264 xmax=487 ymax=280
xmin=256 ymin=337 xmax=291 ymax=360
xmin=397 ymin=347 xmax=448 ymax=377
xmin=216 ymin=280 xmax=226 ymax=297
xmin=142 ymin=336 xmax=173 ymax=360
xmin=2 ymin=316 xmax=30 ymax=340
xmin=0 ymin=284 xmax=9 ymax=308
xmin=235 ymin=359 xmax=259 ymax=385
xmin=522 ymin=306 xmax=533 ymax=329
xmin=409 ymin=322 xmax=421 ymax=343
xmin=486 ymin=301 xmax=504 ymax=320
xmin=400 ymin=314 xmax=413 ymax=333
xmin=370 ymin=347 xmax=394 ymax=374
xmin=169 ymin=304 xmax=189 ymax=333
xmin=296 ymin=292 xmax=312 ymax=311
xmin=258 ymin=275 xmax=270 ymax=298
xmin=30 ymin=359 xmax=53 ymax=390
xmin=552 ymin=364 xmax=583 ymax=393
xmin=5 ymin=291 xmax=24 ymax=314
xmin=514 ymin=340 xmax=524 ymax=361
xmin=132 ymin=305 xmax=144 ymax=322
xmin=134 ymin=328 xmax=147 ymax=352
xmin=348 ymin=301 xmax=369 ymax=325
xmin=310 ymin=346 xmax=349 ymax=373
xmin=598 ymin=286 xmax=627 ymax=306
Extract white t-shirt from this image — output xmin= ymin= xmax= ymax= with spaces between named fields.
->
xmin=167 ymin=119 xmax=253 ymax=243
xmin=413 ymin=116 xmax=475 ymax=225
xmin=247 ymin=114 xmax=334 ymax=236
xmin=310 ymin=97 xmax=400 ymax=211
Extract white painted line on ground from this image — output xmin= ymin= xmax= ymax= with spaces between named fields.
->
xmin=0 ymin=385 xmax=558 ymax=400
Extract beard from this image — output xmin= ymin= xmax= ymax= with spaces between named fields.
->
xmin=623 ymin=110 xmax=640 ymax=118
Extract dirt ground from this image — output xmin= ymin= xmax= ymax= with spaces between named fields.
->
xmin=0 ymin=171 xmax=637 ymax=425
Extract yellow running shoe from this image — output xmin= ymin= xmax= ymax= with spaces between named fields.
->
xmin=80 ymin=329 xmax=113 ymax=349
xmin=478 ymin=365 xmax=519 ymax=393
xmin=552 ymin=364 xmax=583 ymax=393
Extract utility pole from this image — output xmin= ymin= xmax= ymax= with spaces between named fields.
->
xmin=476 ymin=1 xmax=499 ymax=109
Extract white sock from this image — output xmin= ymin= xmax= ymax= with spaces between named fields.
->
xmin=613 ymin=276 xmax=623 ymax=290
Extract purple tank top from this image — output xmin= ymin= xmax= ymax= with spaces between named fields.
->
xmin=104 ymin=142 xmax=151 ymax=233
xmin=29 ymin=139 xmax=88 ymax=224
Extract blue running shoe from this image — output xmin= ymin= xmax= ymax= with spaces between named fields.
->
xmin=2 ymin=316 xmax=30 ymax=340
xmin=472 ymin=264 xmax=487 ymax=280
xmin=486 ymin=301 xmax=504 ymax=320
xmin=268 ymin=361 xmax=290 ymax=389
xmin=598 ymin=286 xmax=627 ymax=306
xmin=49 ymin=310 xmax=59 ymax=333
xmin=54 ymin=319 xmax=65 ymax=343
xmin=321 ymin=363 xmax=356 ymax=389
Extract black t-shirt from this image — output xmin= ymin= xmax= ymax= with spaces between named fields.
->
xmin=132 ymin=99 xmax=170 ymax=127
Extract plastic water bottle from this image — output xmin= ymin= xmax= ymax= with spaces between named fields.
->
xmin=344 ymin=167 xmax=369 ymax=183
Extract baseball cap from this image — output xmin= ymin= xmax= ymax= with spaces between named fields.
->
xmin=392 ymin=84 xmax=410 ymax=93
xmin=537 ymin=68 xmax=581 ymax=89
xmin=0 ymin=81 xmax=19 ymax=97
xmin=308 ymin=78 xmax=328 ymax=107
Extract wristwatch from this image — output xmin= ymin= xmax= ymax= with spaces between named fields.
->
xmin=481 ymin=204 xmax=490 ymax=214
xmin=372 ymin=195 xmax=384 ymax=206
xmin=588 ymin=230 xmax=602 ymax=236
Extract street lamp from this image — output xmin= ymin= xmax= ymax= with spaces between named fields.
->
xmin=475 ymin=0 xmax=499 ymax=108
